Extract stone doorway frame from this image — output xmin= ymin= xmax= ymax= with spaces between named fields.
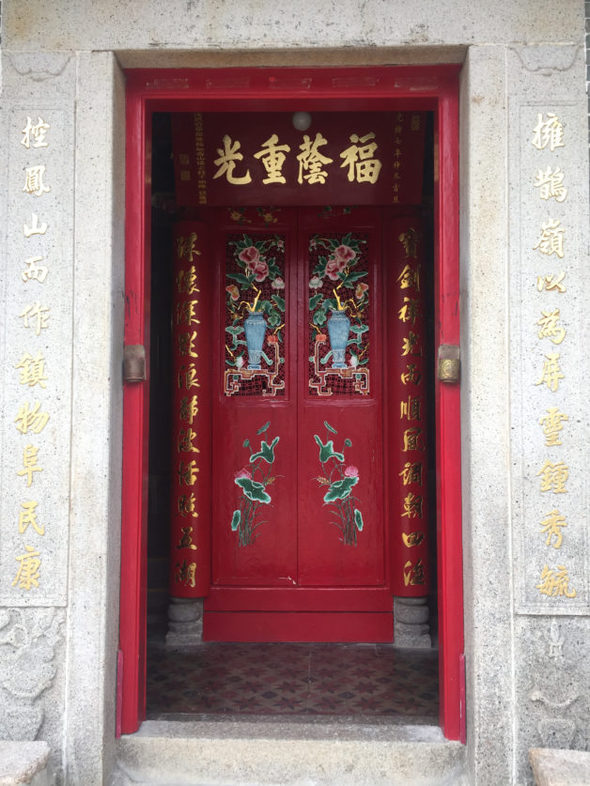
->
xmin=119 ymin=64 xmax=464 ymax=740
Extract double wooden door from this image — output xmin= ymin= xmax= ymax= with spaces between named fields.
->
xmin=204 ymin=207 xmax=393 ymax=641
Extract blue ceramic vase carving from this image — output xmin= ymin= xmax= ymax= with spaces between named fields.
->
xmin=244 ymin=311 xmax=267 ymax=369
xmin=327 ymin=309 xmax=350 ymax=368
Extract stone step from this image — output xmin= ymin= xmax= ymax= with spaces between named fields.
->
xmin=114 ymin=720 xmax=466 ymax=786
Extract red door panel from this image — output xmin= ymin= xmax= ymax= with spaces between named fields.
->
xmin=206 ymin=207 xmax=390 ymax=640
xmin=211 ymin=217 xmax=298 ymax=586
xmin=211 ymin=408 xmax=298 ymax=586
xmin=298 ymin=211 xmax=385 ymax=588
xmin=298 ymin=407 xmax=384 ymax=586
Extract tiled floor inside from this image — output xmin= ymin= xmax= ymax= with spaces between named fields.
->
xmin=147 ymin=638 xmax=439 ymax=723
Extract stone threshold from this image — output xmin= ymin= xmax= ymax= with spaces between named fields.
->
xmin=114 ymin=719 xmax=466 ymax=786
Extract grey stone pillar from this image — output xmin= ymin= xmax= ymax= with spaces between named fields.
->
xmin=166 ymin=597 xmax=203 ymax=646
xmin=393 ymin=596 xmax=432 ymax=648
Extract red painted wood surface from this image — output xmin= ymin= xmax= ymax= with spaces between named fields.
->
xmin=171 ymin=111 xmax=426 ymax=206
xmin=205 ymin=207 xmax=386 ymax=639
xmin=434 ymin=81 xmax=463 ymax=742
xmin=120 ymin=87 xmax=151 ymax=734
xmin=386 ymin=211 xmax=430 ymax=595
xmin=122 ymin=65 xmax=463 ymax=740
xmin=205 ymin=586 xmax=392 ymax=611
xmin=169 ymin=222 xmax=212 ymax=598
xmin=205 ymin=612 xmax=393 ymax=643
xmin=299 ymin=208 xmax=385 ymax=590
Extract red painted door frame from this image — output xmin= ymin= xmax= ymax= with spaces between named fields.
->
xmin=121 ymin=65 xmax=464 ymax=740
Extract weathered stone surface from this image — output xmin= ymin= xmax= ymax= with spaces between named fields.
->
xmin=0 ymin=4 xmax=588 ymax=786
xmin=515 ymin=617 xmax=590 ymax=785
xmin=459 ymin=44 xmax=515 ymax=786
xmin=0 ymin=610 xmax=64 ymax=743
xmin=0 ymin=741 xmax=50 ymax=785
xmin=508 ymin=67 xmax=590 ymax=616
xmin=0 ymin=53 xmax=76 ymax=609
xmin=116 ymin=720 xmax=466 ymax=786
xmin=394 ymin=596 xmax=432 ymax=648
xmin=1 ymin=0 xmax=582 ymax=53
xmin=166 ymin=598 xmax=203 ymax=645
xmin=60 ymin=51 xmax=126 ymax=786
xmin=530 ymin=747 xmax=590 ymax=786
xmin=506 ymin=41 xmax=590 ymax=785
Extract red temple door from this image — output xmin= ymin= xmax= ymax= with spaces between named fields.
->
xmin=205 ymin=206 xmax=392 ymax=641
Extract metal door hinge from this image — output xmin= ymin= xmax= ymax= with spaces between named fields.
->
xmin=438 ymin=344 xmax=460 ymax=383
xmin=123 ymin=344 xmax=146 ymax=383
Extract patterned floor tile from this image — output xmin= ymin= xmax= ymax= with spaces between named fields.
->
xmin=146 ymin=640 xmax=438 ymax=721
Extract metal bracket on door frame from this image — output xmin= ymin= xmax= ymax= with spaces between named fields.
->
xmin=123 ymin=344 xmax=146 ymax=383
xmin=437 ymin=344 xmax=460 ymax=384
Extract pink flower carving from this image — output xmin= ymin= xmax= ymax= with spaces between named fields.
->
xmin=248 ymin=259 xmax=269 ymax=282
xmin=325 ymin=256 xmax=348 ymax=280
xmin=333 ymin=244 xmax=356 ymax=263
xmin=344 ymin=465 xmax=359 ymax=478
xmin=234 ymin=467 xmax=252 ymax=480
xmin=238 ymin=246 xmax=260 ymax=264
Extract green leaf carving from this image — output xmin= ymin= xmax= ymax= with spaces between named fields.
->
xmin=323 ymin=476 xmax=359 ymax=502
xmin=271 ymin=294 xmax=286 ymax=312
xmin=231 ymin=510 xmax=241 ymax=531
xmin=309 ymin=293 xmax=323 ymax=311
xmin=225 ymin=325 xmax=244 ymax=336
xmin=341 ymin=271 xmax=368 ymax=286
xmin=314 ymin=435 xmax=344 ymax=464
xmin=344 ymin=438 xmax=352 ymax=447
xmin=323 ymin=421 xmax=338 ymax=434
xmin=226 ymin=272 xmax=252 ymax=286
xmin=235 ymin=477 xmax=271 ymax=503
xmin=354 ymin=509 xmax=364 ymax=531
xmin=256 ymin=421 xmax=270 ymax=435
xmin=268 ymin=309 xmax=281 ymax=327
xmin=249 ymin=436 xmax=280 ymax=464
xmin=313 ymin=309 xmax=327 ymax=326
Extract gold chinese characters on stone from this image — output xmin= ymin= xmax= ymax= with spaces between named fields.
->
xmin=536 ymin=564 xmax=576 ymax=598
xmin=21 ymin=116 xmax=50 ymax=149
xmin=533 ymin=166 xmax=568 ymax=202
xmin=539 ymin=509 xmax=567 ymax=549
xmin=537 ymin=460 xmax=568 ymax=494
xmin=531 ymin=113 xmax=565 ymax=152
xmin=534 ymin=219 xmax=565 ymax=259
xmin=12 ymin=546 xmax=42 ymax=590
xmin=535 ymin=353 xmax=564 ymax=393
